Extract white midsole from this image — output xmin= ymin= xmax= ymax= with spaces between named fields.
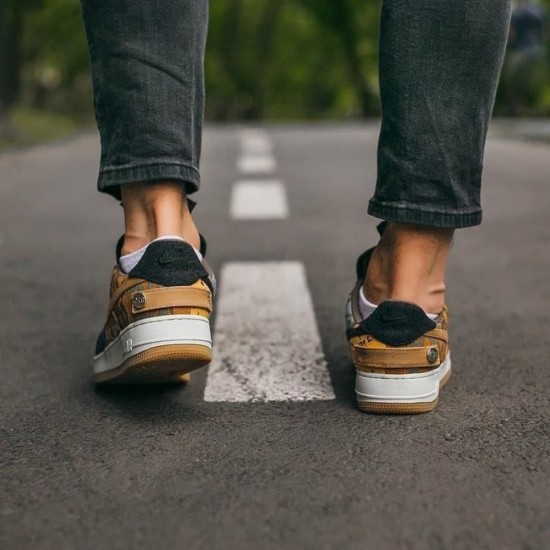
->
xmin=356 ymin=354 xmax=451 ymax=404
xmin=93 ymin=314 xmax=212 ymax=375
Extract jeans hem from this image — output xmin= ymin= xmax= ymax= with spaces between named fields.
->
xmin=368 ymin=200 xmax=482 ymax=228
xmin=98 ymin=162 xmax=200 ymax=200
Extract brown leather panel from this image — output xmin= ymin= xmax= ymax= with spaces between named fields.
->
xmin=107 ymin=278 xmax=146 ymax=317
xmin=172 ymin=307 xmax=210 ymax=318
xmin=352 ymin=345 xmax=441 ymax=369
xmin=359 ymin=366 xmax=436 ymax=374
xmin=131 ymin=286 xmax=212 ymax=314
xmin=423 ymin=328 xmax=448 ymax=343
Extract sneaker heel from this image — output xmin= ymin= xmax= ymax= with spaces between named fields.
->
xmin=94 ymin=315 xmax=212 ymax=384
xmin=354 ymin=355 xmax=452 ymax=415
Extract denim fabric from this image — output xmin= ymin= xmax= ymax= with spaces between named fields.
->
xmin=371 ymin=0 xmax=512 ymax=228
xmin=81 ymin=0 xmax=208 ymax=200
xmin=82 ymin=0 xmax=511 ymax=228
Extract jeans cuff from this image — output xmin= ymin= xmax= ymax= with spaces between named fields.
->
xmin=98 ymin=162 xmax=201 ymax=200
xmin=368 ymin=199 xmax=482 ymax=228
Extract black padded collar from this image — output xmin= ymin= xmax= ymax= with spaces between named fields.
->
xmin=116 ymin=233 xmax=208 ymax=263
xmin=347 ymin=300 xmax=436 ymax=346
xmin=355 ymin=221 xmax=387 ymax=280
xmin=129 ymin=240 xmax=209 ymax=287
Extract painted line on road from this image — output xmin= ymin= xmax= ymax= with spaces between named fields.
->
xmin=230 ymin=180 xmax=289 ymax=220
xmin=240 ymin=130 xmax=273 ymax=155
xmin=237 ymin=154 xmax=277 ymax=175
xmin=204 ymin=262 xmax=335 ymax=402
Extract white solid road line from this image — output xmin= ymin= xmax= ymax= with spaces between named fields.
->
xmin=204 ymin=262 xmax=335 ymax=402
xmin=230 ymin=180 xmax=289 ymax=219
xmin=236 ymin=154 xmax=277 ymax=174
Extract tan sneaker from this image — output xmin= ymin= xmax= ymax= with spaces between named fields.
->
xmin=93 ymin=238 xmax=215 ymax=384
xmin=345 ymin=239 xmax=451 ymax=414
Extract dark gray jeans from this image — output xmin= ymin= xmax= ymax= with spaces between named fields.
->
xmin=81 ymin=0 xmax=511 ymax=228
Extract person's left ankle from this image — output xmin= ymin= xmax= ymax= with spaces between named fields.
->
xmin=120 ymin=182 xmax=201 ymax=255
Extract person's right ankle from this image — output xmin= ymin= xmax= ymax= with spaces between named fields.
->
xmin=363 ymin=222 xmax=454 ymax=315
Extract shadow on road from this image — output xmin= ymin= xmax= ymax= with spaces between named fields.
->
xmin=91 ymin=382 xmax=199 ymax=420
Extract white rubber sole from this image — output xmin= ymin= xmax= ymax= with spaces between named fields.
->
xmin=93 ymin=314 xmax=212 ymax=383
xmin=356 ymin=354 xmax=452 ymax=414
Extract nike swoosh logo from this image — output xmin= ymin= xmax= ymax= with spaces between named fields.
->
xmin=158 ymin=256 xmax=184 ymax=265
xmin=380 ymin=315 xmax=407 ymax=323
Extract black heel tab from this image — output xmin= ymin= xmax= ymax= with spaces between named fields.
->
xmin=360 ymin=301 xmax=436 ymax=346
xmin=129 ymin=240 xmax=208 ymax=287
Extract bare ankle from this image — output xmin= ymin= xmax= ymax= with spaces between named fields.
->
xmin=120 ymin=182 xmax=200 ymax=255
xmin=364 ymin=222 xmax=454 ymax=314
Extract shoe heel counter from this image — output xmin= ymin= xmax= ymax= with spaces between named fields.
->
xmin=129 ymin=240 xmax=208 ymax=287
xmin=129 ymin=280 xmax=213 ymax=321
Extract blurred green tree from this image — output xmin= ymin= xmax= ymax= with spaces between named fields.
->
xmin=299 ymin=0 xmax=379 ymax=116
xmin=206 ymin=0 xmax=380 ymax=120
xmin=1 ymin=0 xmax=550 ymax=131
xmin=24 ymin=0 xmax=89 ymax=113
xmin=0 ymin=0 xmax=27 ymax=119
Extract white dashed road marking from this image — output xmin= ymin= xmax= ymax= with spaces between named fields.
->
xmin=237 ymin=154 xmax=277 ymax=174
xmin=240 ymin=131 xmax=273 ymax=155
xmin=230 ymin=180 xmax=289 ymax=220
xmin=204 ymin=262 xmax=335 ymax=402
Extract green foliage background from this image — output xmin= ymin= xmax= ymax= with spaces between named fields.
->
xmin=1 ymin=0 xmax=549 ymax=141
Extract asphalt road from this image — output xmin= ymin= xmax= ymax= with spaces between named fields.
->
xmin=1 ymin=125 xmax=549 ymax=549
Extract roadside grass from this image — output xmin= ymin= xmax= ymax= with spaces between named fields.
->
xmin=0 ymin=107 xmax=84 ymax=152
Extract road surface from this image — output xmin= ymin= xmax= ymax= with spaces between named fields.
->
xmin=1 ymin=125 xmax=549 ymax=549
